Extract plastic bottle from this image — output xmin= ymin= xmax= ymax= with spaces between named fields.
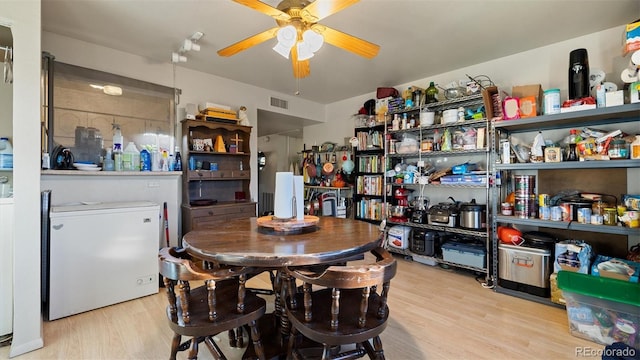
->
xmin=631 ymin=135 xmax=640 ymax=160
xmin=103 ymin=149 xmax=115 ymax=171
xmin=432 ymin=129 xmax=441 ymax=151
xmin=0 ymin=137 xmax=13 ymax=169
xmin=425 ymin=82 xmax=439 ymax=104
xmin=112 ymin=125 xmax=123 ymax=171
xmin=122 ymin=142 xmax=140 ymax=171
xmin=392 ymin=114 xmax=400 ymax=131
xmin=174 ymin=147 xmax=182 ymax=171
xmin=140 ymin=148 xmax=152 ymax=171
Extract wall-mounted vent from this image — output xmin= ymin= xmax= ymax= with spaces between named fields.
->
xmin=270 ymin=97 xmax=288 ymax=110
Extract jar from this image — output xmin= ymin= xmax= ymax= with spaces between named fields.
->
xmin=543 ymin=89 xmax=561 ymax=115
xmin=501 ymin=202 xmax=513 ymax=216
xmin=608 ymin=139 xmax=629 ymax=159
xmin=603 ymin=207 xmax=617 ymax=225
xmin=631 ymin=135 xmax=640 ymax=159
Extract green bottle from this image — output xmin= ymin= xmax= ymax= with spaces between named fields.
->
xmin=426 ymin=82 xmax=438 ymax=104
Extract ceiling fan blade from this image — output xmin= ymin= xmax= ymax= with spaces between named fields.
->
xmin=291 ymin=46 xmax=310 ymax=78
xmin=217 ymin=27 xmax=280 ymax=57
xmin=300 ymin=0 xmax=359 ymax=22
xmin=232 ymin=0 xmax=291 ymax=21
xmin=312 ymin=24 xmax=379 ymax=59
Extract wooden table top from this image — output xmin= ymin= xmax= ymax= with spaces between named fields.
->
xmin=182 ymin=217 xmax=383 ymax=267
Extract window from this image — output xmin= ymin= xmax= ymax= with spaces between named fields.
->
xmin=45 ymin=60 xmax=176 ymax=164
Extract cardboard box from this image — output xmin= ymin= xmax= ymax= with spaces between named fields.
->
xmin=482 ymin=86 xmax=501 ymax=120
xmin=623 ymin=20 xmax=640 ymax=55
xmin=605 ymin=90 xmax=624 ymax=107
xmin=512 ymin=84 xmax=544 ymax=116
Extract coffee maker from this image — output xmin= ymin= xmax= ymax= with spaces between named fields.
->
xmin=568 ymin=48 xmax=589 ymax=100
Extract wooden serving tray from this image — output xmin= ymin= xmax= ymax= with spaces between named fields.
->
xmin=256 ymin=215 xmax=319 ymax=235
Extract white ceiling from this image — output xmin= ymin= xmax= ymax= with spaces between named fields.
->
xmin=39 ymin=0 xmax=640 ymax=137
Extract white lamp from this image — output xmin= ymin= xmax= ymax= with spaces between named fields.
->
xmin=182 ymin=39 xmax=200 ymax=52
xmin=272 ymin=25 xmax=297 ymax=59
xmin=296 ymin=30 xmax=324 ymax=60
xmin=296 ymin=41 xmax=314 ymax=61
xmin=303 ymin=29 xmax=324 ymax=53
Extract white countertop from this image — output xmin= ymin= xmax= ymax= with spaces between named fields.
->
xmin=42 ymin=170 xmax=182 ymax=176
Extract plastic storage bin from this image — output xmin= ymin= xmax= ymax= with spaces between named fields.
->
xmin=557 ymin=271 xmax=640 ymax=348
xmin=441 ymin=241 xmax=486 ymax=269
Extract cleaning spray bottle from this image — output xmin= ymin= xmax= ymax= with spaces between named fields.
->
xmin=112 ymin=124 xmax=123 ymax=171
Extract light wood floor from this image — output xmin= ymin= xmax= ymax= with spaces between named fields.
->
xmin=1 ymin=257 xmax=600 ymax=360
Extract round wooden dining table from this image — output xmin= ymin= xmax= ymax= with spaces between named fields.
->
xmin=181 ymin=216 xmax=385 ymax=358
xmin=182 ymin=216 xmax=384 ymax=267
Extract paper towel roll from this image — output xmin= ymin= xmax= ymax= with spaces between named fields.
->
xmin=294 ymin=175 xmax=304 ymax=220
xmin=274 ymin=172 xmax=294 ymax=219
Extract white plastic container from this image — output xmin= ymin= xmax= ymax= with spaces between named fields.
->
xmin=0 ymin=138 xmax=13 ymax=169
xmin=122 ymin=142 xmax=140 ymax=171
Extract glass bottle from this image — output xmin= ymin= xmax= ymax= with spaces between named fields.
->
xmin=174 ymin=147 xmax=182 ymax=171
xmin=433 ymin=129 xmax=441 ymax=151
xmin=426 ymin=82 xmax=439 ymax=104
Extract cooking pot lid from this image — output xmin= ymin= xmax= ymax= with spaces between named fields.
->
xmin=460 ymin=199 xmax=485 ymax=210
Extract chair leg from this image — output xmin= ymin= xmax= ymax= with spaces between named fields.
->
xmin=248 ymin=319 xmax=266 ymax=360
xmin=286 ymin=325 xmax=299 ymax=360
xmin=204 ymin=335 xmax=228 ymax=360
xmin=362 ymin=337 xmax=385 ymax=360
xmin=187 ymin=336 xmax=200 ymax=360
xmin=170 ymin=333 xmax=181 ymax=360
xmin=228 ymin=329 xmax=237 ymax=347
xmin=236 ymin=327 xmax=245 ymax=348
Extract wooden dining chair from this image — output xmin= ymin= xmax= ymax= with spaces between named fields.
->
xmin=158 ymin=247 xmax=267 ymax=360
xmin=284 ymin=247 xmax=397 ymax=360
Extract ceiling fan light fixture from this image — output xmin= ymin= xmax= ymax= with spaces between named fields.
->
xmin=296 ymin=41 xmax=314 ymax=61
xmin=171 ymin=52 xmax=187 ymax=63
xmin=273 ymin=25 xmax=297 ymax=58
xmin=302 ymin=29 xmax=323 ymax=53
xmin=273 ymin=42 xmax=293 ymax=59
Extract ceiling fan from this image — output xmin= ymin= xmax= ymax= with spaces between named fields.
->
xmin=217 ymin=0 xmax=380 ymax=78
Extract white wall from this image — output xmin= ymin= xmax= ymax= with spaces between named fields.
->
xmin=42 ymin=32 xmax=328 ymax=204
xmin=308 ymin=25 xmax=630 ymax=146
xmin=1 ymin=1 xmax=44 ymax=357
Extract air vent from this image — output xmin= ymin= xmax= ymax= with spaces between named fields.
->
xmin=270 ymin=97 xmax=288 ymax=110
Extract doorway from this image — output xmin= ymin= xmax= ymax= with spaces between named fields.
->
xmin=256 ymin=109 xmax=320 ymax=215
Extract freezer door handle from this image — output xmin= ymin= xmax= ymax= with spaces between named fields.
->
xmin=52 ymin=224 xmax=63 ymax=230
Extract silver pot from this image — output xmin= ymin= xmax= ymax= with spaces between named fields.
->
xmin=459 ymin=199 xmax=486 ymax=229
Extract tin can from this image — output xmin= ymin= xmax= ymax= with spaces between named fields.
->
xmin=591 ymin=214 xmax=603 ymax=225
xmin=550 ymin=206 xmax=563 ymax=221
xmin=538 ymin=194 xmax=550 ymax=208
xmin=513 ymin=175 xmax=536 ymax=196
xmin=577 ymin=208 xmax=592 ymax=224
xmin=514 ymin=195 xmax=536 ymax=219
xmin=501 ymin=202 xmax=513 ymax=216
xmin=539 ymin=206 xmax=551 ymax=220
xmin=603 ymin=207 xmax=617 ymax=225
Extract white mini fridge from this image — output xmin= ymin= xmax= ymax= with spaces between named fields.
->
xmin=44 ymin=201 xmax=160 ymax=321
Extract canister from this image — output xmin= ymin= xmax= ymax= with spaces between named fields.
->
xmin=539 ymin=206 xmax=550 ymax=220
xmin=501 ymin=202 xmax=513 ymax=216
xmin=543 ymin=88 xmax=561 ymax=115
xmin=603 ymin=207 xmax=617 ymax=225
xmin=515 ymin=195 xmax=536 ymax=219
xmin=550 ymin=206 xmax=563 ymax=221
xmin=538 ymin=194 xmax=550 ymax=208
xmin=591 ymin=214 xmax=604 ymax=225
xmin=514 ymin=175 xmax=536 ymax=196
xmin=577 ymin=208 xmax=591 ymax=224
